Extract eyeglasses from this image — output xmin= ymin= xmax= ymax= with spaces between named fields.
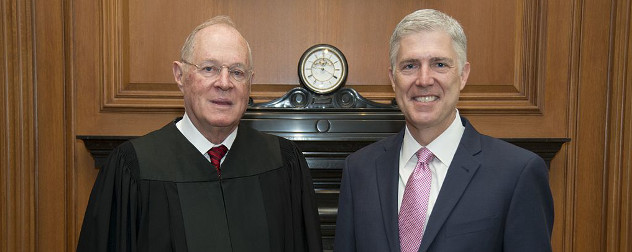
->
xmin=181 ymin=59 xmax=252 ymax=83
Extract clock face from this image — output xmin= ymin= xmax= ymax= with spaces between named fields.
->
xmin=298 ymin=44 xmax=348 ymax=94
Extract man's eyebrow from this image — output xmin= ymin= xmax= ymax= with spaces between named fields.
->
xmin=231 ymin=63 xmax=247 ymax=68
xmin=198 ymin=59 xmax=247 ymax=68
xmin=430 ymin=57 xmax=455 ymax=64
xmin=399 ymin=57 xmax=455 ymax=64
xmin=197 ymin=59 xmax=220 ymax=65
xmin=398 ymin=58 xmax=421 ymax=65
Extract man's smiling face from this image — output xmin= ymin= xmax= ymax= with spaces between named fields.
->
xmin=389 ymin=30 xmax=470 ymax=137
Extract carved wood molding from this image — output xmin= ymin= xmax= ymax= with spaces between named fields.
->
xmin=251 ymin=87 xmax=397 ymax=109
xmin=99 ymin=0 xmax=547 ymax=114
xmin=1 ymin=0 xmax=36 ymax=251
xmin=605 ymin=0 xmax=632 ymax=250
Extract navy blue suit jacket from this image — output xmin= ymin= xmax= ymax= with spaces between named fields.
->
xmin=334 ymin=117 xmax=553 ymax=252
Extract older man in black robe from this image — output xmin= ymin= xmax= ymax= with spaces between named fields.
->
xmin=77 ymin=16 xmax=322 ymax=252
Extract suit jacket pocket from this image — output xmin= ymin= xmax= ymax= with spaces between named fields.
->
xmin=445 ymin=215 xmax=500 ymax=238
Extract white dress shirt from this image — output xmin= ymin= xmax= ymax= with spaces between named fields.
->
xmin=175 ymin=113 xmax=237 ymax=164
xmin=397 ymin=110 xmax=465 ymax=224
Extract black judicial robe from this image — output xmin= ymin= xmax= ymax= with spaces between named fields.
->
xmin=77 ymin=121 xmax=323 ymax=252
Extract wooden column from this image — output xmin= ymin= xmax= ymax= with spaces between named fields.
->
xmin=1 ymin=0 xmax=36 ymax=251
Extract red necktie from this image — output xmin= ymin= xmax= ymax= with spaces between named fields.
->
xmin=208 ymin=145 xmax=228 ymax=176
xmin=399 ymin=147 xmax=434 ymax=252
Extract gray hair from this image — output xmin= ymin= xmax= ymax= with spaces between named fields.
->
xmin=180 ymin=16 xmax=253 ymax=68
xmin=389 ymin=9 xmax=467 ymax=73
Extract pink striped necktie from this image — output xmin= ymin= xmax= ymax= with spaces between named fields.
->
xmin=208 ymin=145 xmax=228 ymax=177
xmin=399 ymin=147 xmax=434 ymax=252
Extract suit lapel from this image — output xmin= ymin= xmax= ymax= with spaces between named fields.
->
xmin=376 ymin=130 xmax=405 ymax=252
xmin=419 ymin=118 xmax=482 ymax=252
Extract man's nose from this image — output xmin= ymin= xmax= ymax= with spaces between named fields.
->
xmin=215 ymin=67 xmax=233 ymax=89
xmin=415 ymin=65 xmax=434 ymax=86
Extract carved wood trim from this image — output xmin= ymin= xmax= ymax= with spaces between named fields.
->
xmin=1 ymin=0 xmax=36 ymax=251
xmin=565 ymin=0 xmax=624 ymax=250
xmin=605 ymin=0 xmax=632 ymax=250
xmin=34 ymin=0 xmax=72 ymax=250
xmin=101 ymin=0 xmax=182 ymax=111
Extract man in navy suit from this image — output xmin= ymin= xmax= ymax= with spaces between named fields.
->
xmin=334 ymin=9 xmax=553 ymax=252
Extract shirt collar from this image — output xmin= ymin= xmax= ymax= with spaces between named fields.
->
xmin=176 ymin=113 xmax=238 ymax=155
xmin=402 ymin=109 xmax=465 ymax=167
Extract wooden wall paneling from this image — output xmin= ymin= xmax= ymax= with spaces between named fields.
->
xmin=569 ymin=0 xmax=614 ymax=250
xmin=101 ymin=0 xmax=184 ymax=111
xmin=73 ymin=0 xmax=570 ymax=249
xmin=621 ymin=4 xmax=632 ymax=248
xmin=540 ymin=0 xmax=574 ymax=250
xmin=549 ymin=148 xmax=569 ymax=252
xmin=34 ymin=0 xmax=68 ymax=250
xmin=620 ymin=38 xmax=632 ymax=251
xmin=73 ymin=0 xmax=177 ymax=137
xmin=1 ymin=0 xmax=36 ymax=252
xmin=72 ymin=0 xmax=568 ymax=148
xmin=69 ymin=0 xmax=632 ymax=251
xmin=561 ymin=1 xmax=583 ymax=251
xmin=6 ymin=0 xmax=631 ymax=251
xmin=64 ymin=0 xmax=77 ymax=249
xmin=96 ymin=0 xmax=547 ymax=115
xmin=606 ymin=0 xmax=632 ymax=250
xmin=458 ymin=0 xmax=545 ymax=114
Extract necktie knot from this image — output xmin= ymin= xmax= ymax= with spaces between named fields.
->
xmin=208 ymin=145 xmax=228 ymax=175
xmin=416 ymin=147 xmax=434 ymax=165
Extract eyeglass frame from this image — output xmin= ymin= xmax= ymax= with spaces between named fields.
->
xmin=180 ymin=59 xmax=253 ymax=83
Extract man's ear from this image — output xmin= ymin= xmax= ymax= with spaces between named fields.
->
xmin=248 ymin=71 xmax=255 ymax=93
xmin=173 ymin=61 xmax=185 ymax=91
xmin=388 ymin=67 xmax=396 ymax=91
xmin=459 ymin=62 xmax=470 ymax=91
